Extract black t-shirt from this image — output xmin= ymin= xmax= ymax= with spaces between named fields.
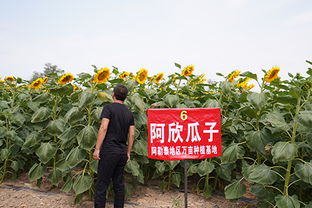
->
xmin=100 ymin=103 xmax=134 ymax=153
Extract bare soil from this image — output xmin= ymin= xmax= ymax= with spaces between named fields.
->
xmin=0 ymin=175 xmax=256 ymax=208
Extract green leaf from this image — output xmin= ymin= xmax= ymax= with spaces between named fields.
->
xmin=0 ymin=148 xmax=9 ymax=161
xmin=134 ymin=112 xmax=147 ymax=129
xmin=77 ymin=125 xmax=97 ymax=151
xmin=188 ymin=163 xmax=198 ymax=176
xmin=272 ymin=142 xmax=298 ymax=164
xmin=10 ymin=161 xmax=19 ymax=171
xmin=59 ymin=128 xmax=77 ymax=148
xmin=129 ymin=93 xmax=146 ymax=112
xmin=48 ymin=169 xmax=62 ymax=186
xmin=265 ymin=111 xmax=290 ymax=131
xmin=307 ymin=68 xmax=312 ymax=76
xmin=32 ymin=93 xmax=51 ymax=104
xmin=31 ymin=107 xmax=50 ymax=123
xmin=306 ymin=60 xmax=312 ymax=65
xmin=66 ymin=147 xmax=85 ymax=168
xmin=245 ymin=130 xmax=270 ymax=155
xmin=240 ymin=71 xmax=258 ymax=80
xmin=247 ymin=92 xmax=266 ymax=109
xmin=36 ymin=143 xmax=57 ymax=164
xmin=98 ymin=91 xmax=112 ymax=102
xmin=224 ymin=180 xmax=246 ymax=200
xmin=296 ymin=111 xmax=312 ymax=127
xmin=61 ymin=177 xmax=73 ymax=192
xmin=155 ymin=161 xmax=166 ymax=175
xmin=78 ymin=89 xmax=94 ymax=108
xmin=50 ymin=84 xmax=73 ymax=96
xmin=221 ymin=143 xmax=245 ymax=164
xmin=164 ymin=94 xmax=179 ymax=108
xmin=56 ymin=159 xmax=70 ymax=172
xmin=247 ymin=164 xmax=277 ymax=185
xmin=203 ymin=99 xmax=219 ymax=108
xmin=165 ymin=160 xmax=180 ymax=170
xmin=72 ymin=175 xmax=93 ymax=195
xmin=133 ymin=139 xmax=148 ymax=156
xmin=125 ymin=160 xmax=140 ymax=177
xmin=197 ymin=160 xmax=215 ymax=177
xmin=28 ymin=163 xmax=45 ymax=182
xmin=172 ymin=173 xmax=182 ymax=188
xmin=137 ymin=169 xmax=144 ymax=184
xmin=46 ymin=119 xmax=66 ymax=136
xmin=295 ymin=161 xmax=312 ymax=185
xmin=250 ymin=184 xmax=274 ymax=200
xmin=0 ymin=101 xmax=9 ymax=109
xmin=174 ymin=63 xmax=181 ymax=69
xmin=64 ymin=107 xmax=84 ymax=124
xmin=89 ymin=160 xmax=98 ymax=173
xmin=10 ymin=113 xmax=25 ymax=126
xmin=275 ymin=195 xmax=300 ymax=208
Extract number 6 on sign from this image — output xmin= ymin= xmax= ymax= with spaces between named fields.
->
xmin=180 ymin=111 xmax=188 ymax=120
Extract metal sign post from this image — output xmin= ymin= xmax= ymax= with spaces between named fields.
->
xmin=184 ymin=160 xmax=188 ymax=208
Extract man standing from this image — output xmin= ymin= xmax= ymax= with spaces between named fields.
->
xmin=93 ymin=84 xmax=135 ymax=208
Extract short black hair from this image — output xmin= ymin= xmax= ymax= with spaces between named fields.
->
xmin=113 ymin=84 xmax=128 ymax=101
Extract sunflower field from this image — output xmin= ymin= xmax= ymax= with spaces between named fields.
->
xmin=1 ymin=61 xmax=312 ymax=207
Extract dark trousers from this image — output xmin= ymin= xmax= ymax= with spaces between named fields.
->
xmin=94 ymin=152 xmax=128 ymax=208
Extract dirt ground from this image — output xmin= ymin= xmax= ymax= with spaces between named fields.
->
xmin=0 ymin=175 xmax=256 ymax=208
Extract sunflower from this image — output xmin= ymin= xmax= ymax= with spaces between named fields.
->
xmin=71 ymin=84 xmax=80 ymax=90
xmin=199 ymin=78 xmax=207 ymax=84
xmin=237 ymin=77 xmax=254 ymax=90
xmin=0 ymin=77 xmax=4 ymax=83
xmin=136 ymin=68 xmax=148 ymax=84
xmin=58 ymin=73 xmax=74 ymax=85
xmin=227 ymin=71 xmax=240 ymax=82
xmin=42 ymin=77 xmax=48 ymax=84
xmin=264 ymin=67 xmax=280 ymax=82
xmin=119 ymin=72 xmax=130 ymax=79
xmin=30 ymin=78 xmax=43 ymax=89
xmin=197 ymin=74 xmax=207 ymax=84
xmin=92 ymin=67 xmax=110 ymax=84
xmin=5 ymin=76 xmax=15 ymax=82
xmin=182 ymin=65 xmax=194 ymax=77
xmin=245 ymin=84 xmax=255 ymax=90
xmin=153 ymin=73 xmax=164 ymax=84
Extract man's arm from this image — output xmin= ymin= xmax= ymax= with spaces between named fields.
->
xmin=93 ymin=118 xmax=110 ymax=160
xmin=127 ymin=125 xmax=135 ymax=161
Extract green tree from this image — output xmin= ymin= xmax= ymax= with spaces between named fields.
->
xmin=31 ymin=63 xmax=64 ymax=82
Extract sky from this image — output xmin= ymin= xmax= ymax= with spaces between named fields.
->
xmin=0 ymin=0 xmax=312 ymax=82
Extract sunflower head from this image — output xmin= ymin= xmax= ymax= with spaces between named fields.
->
xmin=237 ymin=77 xmax=254 ymax=90
xmin=71 ymin=84 xmax=80 ymax=90
xmin=119 ymin=72 xmax=130 ymax=79
xmin=182 ymin=65 xmax=194 ymax=77
xmin=5 ymin=76 xmax=15 ymax=82
xmin=30 ymin=78 xmax=43 ymax=89
xmin=245 ymin=84 xmax=255 ymax=90
xmin=227 ymin=71 xmax=240 ymax=82
xmin=136 ymin=68 xmax=148 ymax=84
xmin=153 ymin=73 xmax=164 ymax=84
xmin=93 ymin=67 xmax=110 ymax=84
xmin=58 ymin=73 xmax=74 ymax=85
xmin=264 ymin=67 xmax=280 ymax=82
xmin=42 ymin=77 xmax=48 ymax=84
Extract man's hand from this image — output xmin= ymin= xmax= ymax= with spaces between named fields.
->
xmin=93 ymin=149 xmax=101 ymax=160
xmin=127 ymin=152 xmax=130 ymax=162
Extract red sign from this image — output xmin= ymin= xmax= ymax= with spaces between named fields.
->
xmin=148 ymin=108 xmax=222 ymax=161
